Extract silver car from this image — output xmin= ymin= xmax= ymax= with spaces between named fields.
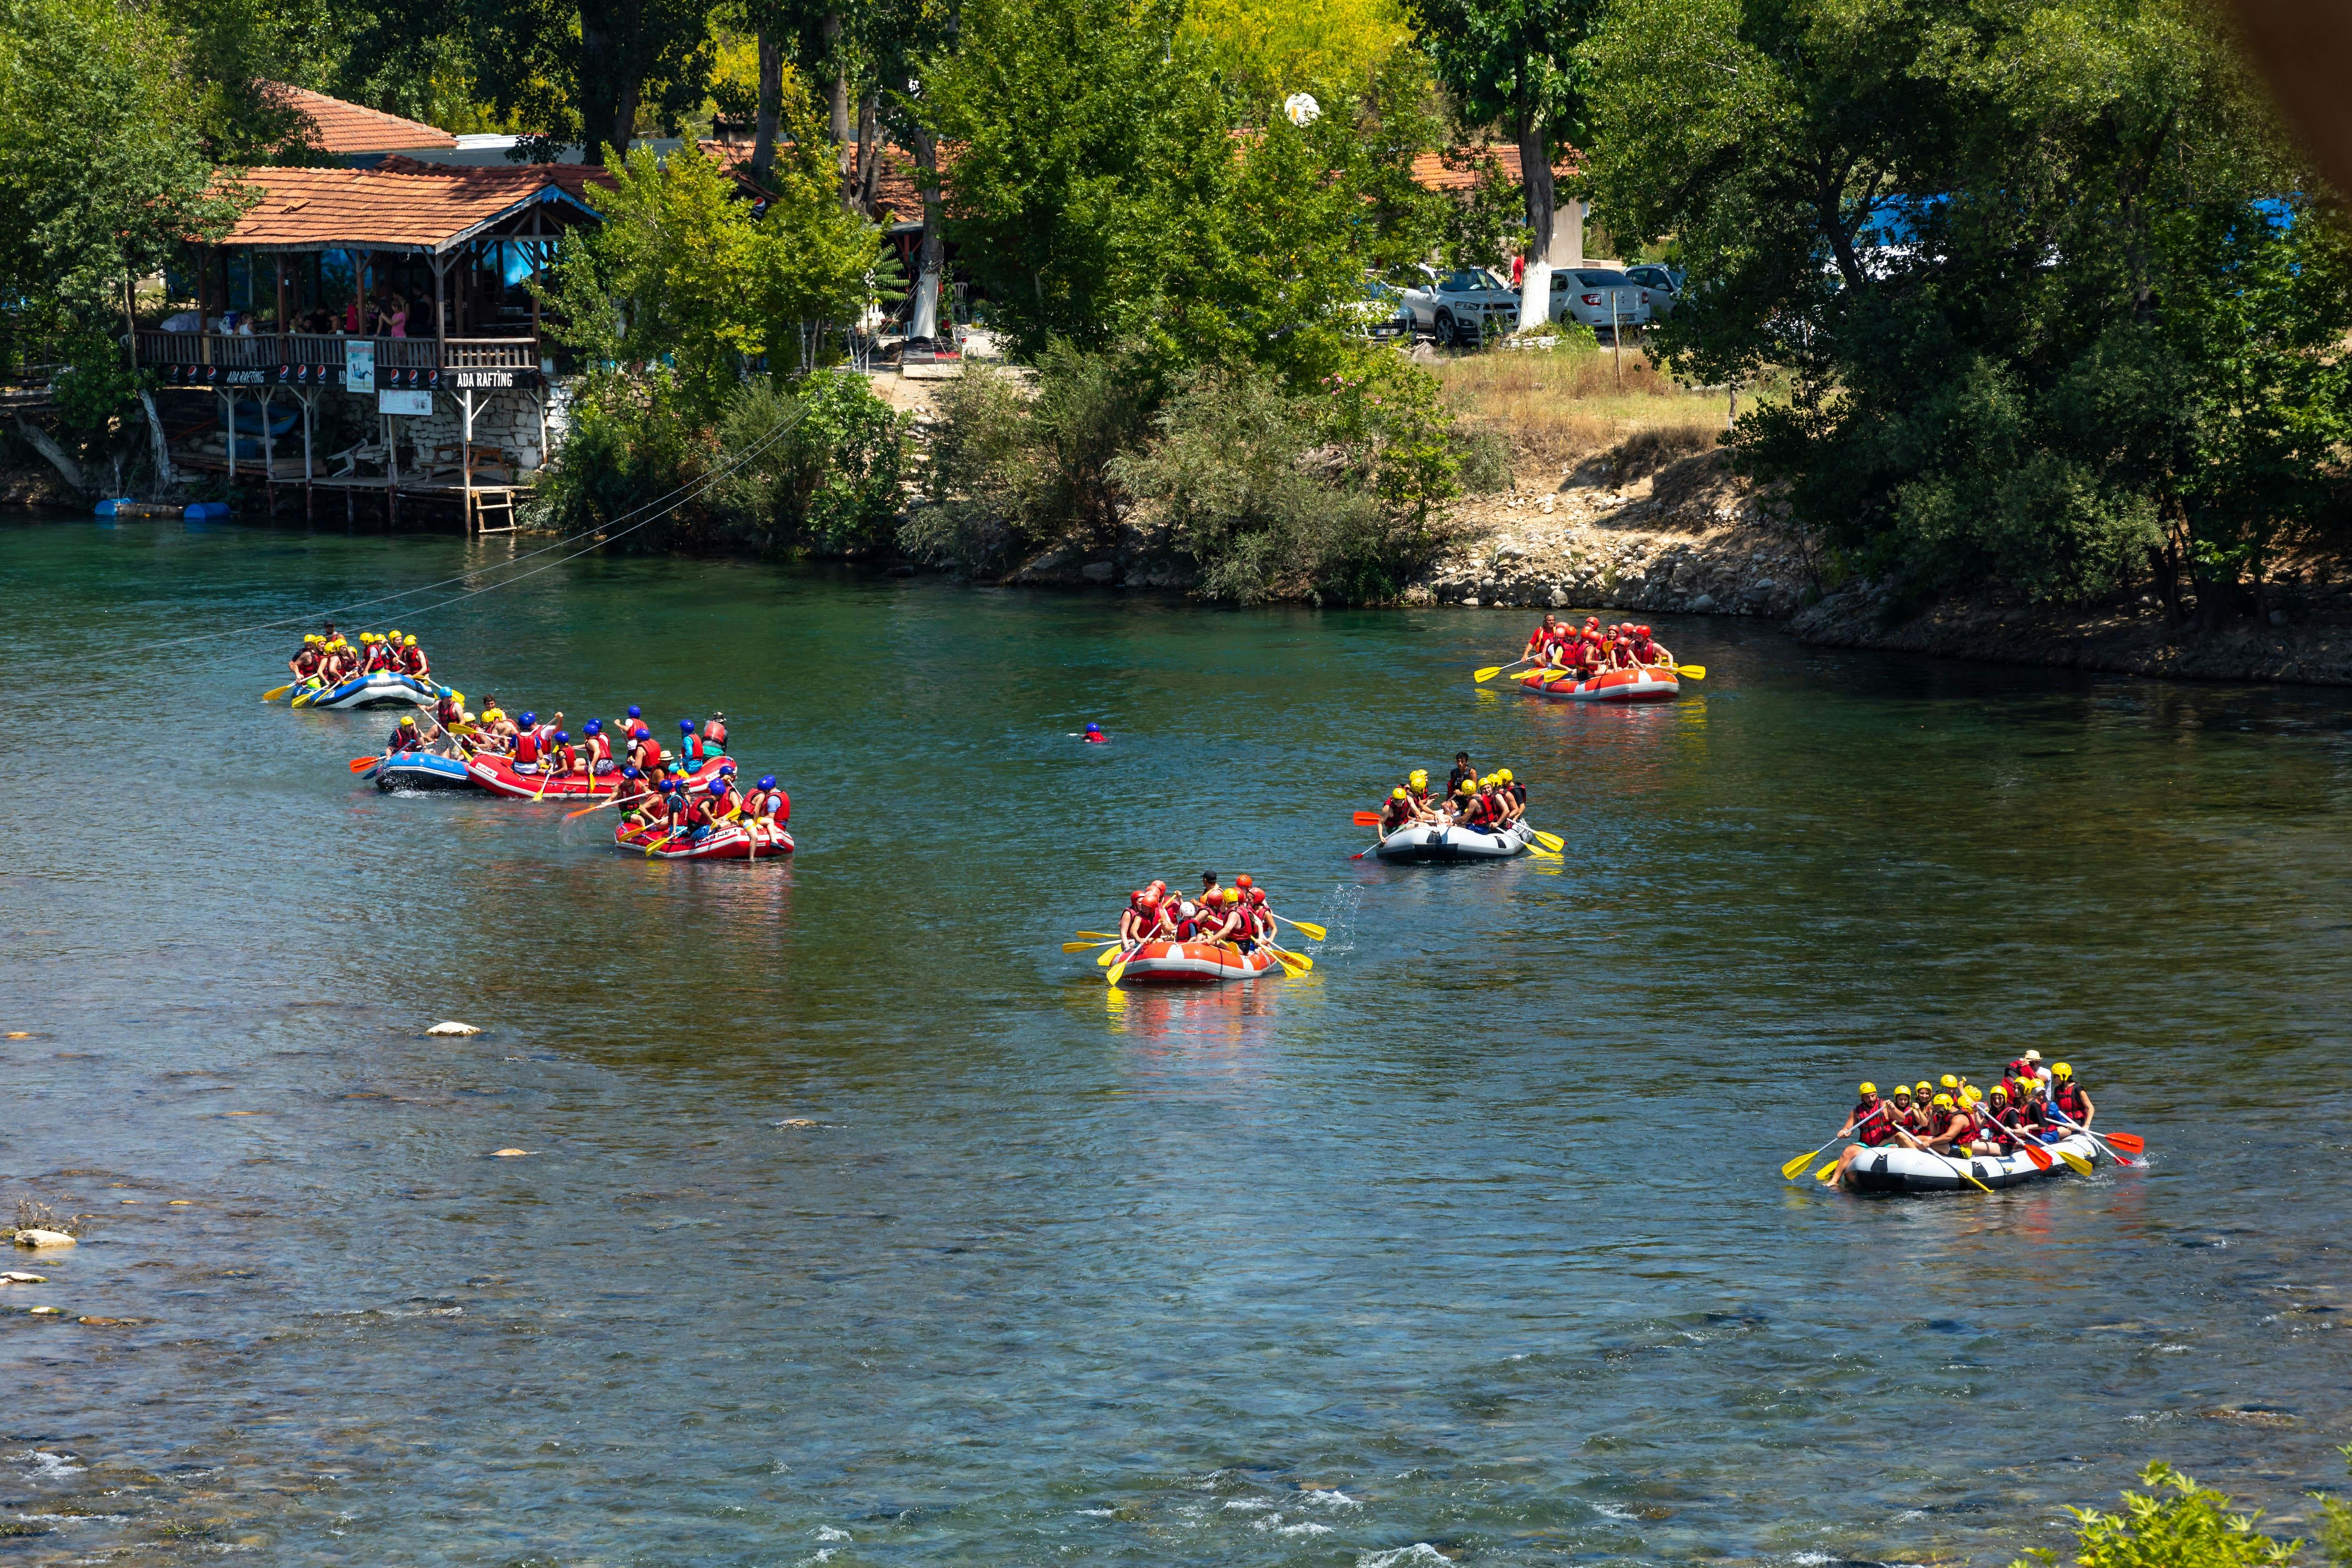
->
xmin=1623 ymin=264 xmax=1683 ymax=319
xmin=1400 ymin=266 xmax=1522 ymax=346
xmin=1549 ymin=268 xmax=1653 ymax=339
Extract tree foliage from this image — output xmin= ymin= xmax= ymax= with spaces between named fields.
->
xmin=1583 ymin=0 xmax=2352 ymax=621
xmin=921 ymin=0 xmax=1440 ymax=379
xmin=2014 ymin=1463 xmax=2301 ymax=1568
xmin=1180 ymin=0 xmax=1415 ymax=104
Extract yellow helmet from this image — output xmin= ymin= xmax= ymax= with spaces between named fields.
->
xmin=1391 ymin=788 xmax=1407 ymax=800
xmin=1458 ymin=779 xmax=1475 ymax=795
xmin=1988 ymin=1083 xmax=2010 ymax=1098
xmin=1498 ymin=768 xmax=1513 ymax=783
xmin=2052 ymin=1062 xmax=2073 ymax=1079
xmin=1914 ymin=1080 xmax=1931 ymax=1094
xmin=1932 ymin=1094 xmax=1954 ymax=1108
xmin=1961 ymin=1086 xmax=1982 ymax=1105
xmin=451 ymin=692 xmax=464 ymax=705
xmin=1939 ymin=1074 xmax=1959 ymax=1090
xmin=1890 ymin=1084 xmax=1913 ymax=1097
xmin=1858 ymin=1082 xmax=1877 ymax=1097
xmin=1409 ymin=769 xmax=1428 ymax=785
xmin=398 ymin=715 xmax=416 ymax=726
xmin=389 ymin=629 xmax=401 ymax=638
xmin=404 ymin=636 xmax=417 ymax=646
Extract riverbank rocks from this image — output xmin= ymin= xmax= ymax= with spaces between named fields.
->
xmin=2 ymin=1271 xmax=48 ymax=1284
xmin=13 ymin=1229 xmax=76 ymax=1249
xmin=425 ymin=1021 xmax=480 ymax=1036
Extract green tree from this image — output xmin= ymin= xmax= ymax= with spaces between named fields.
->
xmin=1408 ymin=0 xmax=1599 ymax=327
xmin=0 ymin=0 xmax=245 ymax=438
xmin=2014 ymin=1463 xmax=2300 ymax=1568
xmin=1583 ymin=0 xmax=2352 ymax=622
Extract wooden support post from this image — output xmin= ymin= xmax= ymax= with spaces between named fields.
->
xmin=222 ymin=388 xmax=235 ymax=480
xmin=460 ymin=386 xmax=476 ymax=535
xmin=261 ymin=386 xmax=275 ymax=515
xmin=274 ymin=255 xmax=286 ymax=335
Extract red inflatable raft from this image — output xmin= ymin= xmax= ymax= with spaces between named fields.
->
xmin=1111 ymin=940 xmax=1286 ymax=986
xmin=614 ymin=818 xmax=794 ymax=861
xmin=465 ymin=754 xmax=726 ymax=800
xmin=1518 ymin=664 xmax=1680 ymax=702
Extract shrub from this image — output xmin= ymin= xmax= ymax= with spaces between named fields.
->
xmin=714 ymin=372 xmax=909 ymax=555
xmin=901 ymin=363 xmax=1049 ymax=575
xmin=2014 ymin=1464 xmax=2300 ymax=1568
xmin=527 ymin=369 xmax=717 ymax=546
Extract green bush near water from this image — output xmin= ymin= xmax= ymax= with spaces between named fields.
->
xmin=2015 ymin=1457 xmax=2352 ymax=1568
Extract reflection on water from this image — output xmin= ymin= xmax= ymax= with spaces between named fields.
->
xmin=1 ymin=518 xmax=2350 ymax=1566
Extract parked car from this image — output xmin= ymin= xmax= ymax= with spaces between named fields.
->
xmin=1399 ymin=266 xmax=1521 ymax=345
xmin=1346 ymin=275 xmax=1414 ymax=338
xmin=1622 ymin=264 xmax=1684 ymax=319
xmin=1549 ymin=268 xmax=1654 ymax=339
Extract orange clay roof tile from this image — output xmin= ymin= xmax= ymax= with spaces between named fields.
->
xmin=262 ymin=83 xmax=458 ymax=156
xmin=212 ymin=165 xmax=603 ymax=252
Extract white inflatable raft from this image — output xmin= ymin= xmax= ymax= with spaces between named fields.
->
xmin=295 ymin=671 xmax=437 ymax=710
xmin=1842 ymin=1132 xmax=2100 ymax=1194
xmin=1111 ymin=940 xmax=1285 ymax=986
xmin=1518 ymin=665 xmax=1680 ymax=702
xmin=1371 ymin=820 xmax=1536 ymax=863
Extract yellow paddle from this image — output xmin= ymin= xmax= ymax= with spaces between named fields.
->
xmin=2051 ymin=1145 xmax=2096 ymax=1176
xmin=1097 ymin=943 xmax=1128 ymax=966
xmin=1271 ymin=914 xmax=1326 ymax=941
xmin=1782 ymin=1107 xmax=1883 ymax=1179
xmin=1074 ymin=930 xmax=1120 ymax=941
xmin=1105 ymin=945 xmax=1140 ymax=987
xmin=262 ymin=681 xmax=295 ymax=701
xmin=1472 ymin=658 xmax=1530 ymax=684
xmin=1527 ymin=828 xmax=1565 ymax=852
xmin=1265 ymin=943 xmax=1311 ymax=974
xmin=1676 ymin=664 xmax=1707 ymax=680
xmin=1064 ymin=939 xmax=1120 ymax=954
xmin=1527 ymin=845 xmax=1563 ymax=862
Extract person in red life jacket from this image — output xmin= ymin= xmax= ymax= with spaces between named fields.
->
xmin=2048 ymin=1063 xmax=2094 ymax=1129
xmin=1882 ymin=1084 xmax=1921 ymax=1138
xmin=1973 ymin=1084 xmax=2020 ymax=1154
xmin=709 ymin=769 xmax=746 ymax=822
xmin=367 ymin=634 xmax=397 ymax=673
xmin=1495 ymin=768 xmax=1526 ymax=826
xmin=702 ymin=712 xmax=728 ymax=750
xmin=1200 ymin=888 xmax=1248 ymax=948
xmin=1894 ymin=1093 xmax=1960 ymax=1153
xmin=1379 ymin=787 xmax=1415 ymax=833
xmin=749 ymin=774 xmax=788 ymax=826
xmin=545 ymin=730 xmax=580 ymax=778
xmin=1083 ymin=722 xmax=1107 ymax=743
xmin=1119 ymin=890 xmax=1158 ymax=945
xmin=387 ymin=714 xmax=424 ymax=753
xmin=289 ymin=635 xmax=324 ymax=678
xmin=580 ymin=718 xmax=613 ymax=774
xmin=630 ymin=725 xmax=664 ymax=776
xmin=613 ymin=767 xmax=654 ymax=826
xmin=1831 ymin=1082 xmax=1897 ymax=1179
xmin=399 ymin=635 xmax=429 ymax=677
xmin=676 ymin=719 xmax=709 ymax=766
xmin=1171 ymin=899 xmax=1203 ymax=943
xmin=1522 ymin=614 xmax=1561 ymax=664
xmin=433 ymin=687 xmax=463 ymax=729
xmin=1246 ymin=887 xmax=1275 ymax=945
xmin=511 ymin=712 xmax=543 ymax=770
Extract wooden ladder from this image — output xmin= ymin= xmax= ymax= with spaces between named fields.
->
xmin=470 ymin=487 xmax=520 ymax=534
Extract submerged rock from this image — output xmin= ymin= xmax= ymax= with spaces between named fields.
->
xmin=488 ymin=1148 xmax=532 ymax=1157
xmin=425 ymin=1021 xmax=480 ymax=1036
xmin=2 ymin=1271 xmax=48 ymax=1284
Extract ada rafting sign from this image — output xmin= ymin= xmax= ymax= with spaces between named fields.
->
xmin=452 ymin=368 xmax=524 ymax=389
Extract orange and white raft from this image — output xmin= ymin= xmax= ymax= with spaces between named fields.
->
xmin=1110 ymin=940 xmax=1285 ymax=987
xmin=1517 ymin=665 xmax=1679 ymax=702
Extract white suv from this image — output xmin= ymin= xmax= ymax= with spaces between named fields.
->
xmin=1399 ymin=266 xmax=1521 ymax=346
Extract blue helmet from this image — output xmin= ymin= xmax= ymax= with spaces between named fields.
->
xmin=1086 ymin=722 xmax=1101 ymax=732
xmin=622 ymin=766 xmax=641 ymax=779
xmin=627 ymin=705 xmax=641 ymax=718
xmin=707 ymin=779 xmax=726 ymax=795
xmin=718 ymin=762 xmax=736 ymax=775
xmin=680 ymin=719 xmax=694 ymax=733
xmin=758 ymin=774 xmax=776 ymax=790
xmin=554 ymin=730 xmax=568 ymax=743
xmin=659 ymin=779 xmax=677 ymax=792
xmin=584 ymin=719 xmax=601 ymax=735
xmin=520 ymin=711 xmax=536 ymax=726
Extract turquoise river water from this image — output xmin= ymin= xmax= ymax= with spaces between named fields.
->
xmin=3 ymin=517 xmax=2351 ymax=1567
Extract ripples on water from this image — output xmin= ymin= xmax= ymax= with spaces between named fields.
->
xmin=1 ymin=519 xmax=2349 ymax=1565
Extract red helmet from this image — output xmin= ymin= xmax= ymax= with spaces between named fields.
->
xmin=1147 ymin=879 xmax=1167 ymax=894
xmin=1637 ymin=625 xmax=1652 ymax=636
xmin=1130 ymin=889 xmax=1148 ymax=904
xmin=1247 ymin=888 xmax=1265 ymax=905
xmin=1235 ymin=874 xmax=1253 ymax=890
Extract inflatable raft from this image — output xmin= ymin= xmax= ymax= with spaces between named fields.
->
xmin=366 ymin=752 xmax=474 ymax=791
xmin=1108 ymin=940 xmax=1285 ymax=986
xmin=1519 ymin=665 xmax=1679 ymax=702
xmin=463 ymin=754 xmax=725 ymax=801
xmin=1841 ymin=1132 xmax=2101 ymax=1194
xmin=1372 ymin=820 xmax=1537 ymax=863
xmin=294 ymin=671 xmax=438 ymax=710
xmin=614 ymin=818 xmax=794 ymax=860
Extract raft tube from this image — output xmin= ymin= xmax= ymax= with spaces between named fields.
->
xmin=1371 ymin=820 xmax=1537 ymax=863
xmin=366 ymin=752 xmax=474 ymax=791
xmin=614 ymin=818 xmax=794 ymax=860
xmin=1110 ymin=940 xmax=1286 ymax=987
xmin=1518 ymin=664 xmax=1680 ymax=702
xmin=1841 ymin=1132 xmax=2101 ymax=1194
xmin=295 ymin=671 xmax=438 ymax=710
xmin=463 ymin=754 xmax=727 ymax=801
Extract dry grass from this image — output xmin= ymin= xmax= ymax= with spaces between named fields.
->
xmin=1436 ymin=344 xmax=1734 ymax=484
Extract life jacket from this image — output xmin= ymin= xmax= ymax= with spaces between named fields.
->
xmin=294 ymin=650 xmax=321 ymax=675
xmin=641 ymin=740 xmax=665 ymax=773
xmin=2052 ymin=1081 xmax=2086 ymax=1121
xmin=554 ymin=743 xmax=578 ymax=773
xmin=514 ymin=729 xmax=540 ymax=765
xmin=765 ymin=788 xmax=788 ymax=823
xmin=703 ymin=719 xmax=727 ymax=746
xmin=1854 ymin=1100 xmax=1894 ymax=1146
xmin=588 ymin=733 xmax=612 ymax=763
xmin=403 ymin=647 xmax=427 ymax=674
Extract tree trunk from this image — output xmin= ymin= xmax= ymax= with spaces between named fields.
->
xmin=140 ymin=390 xmax=175 ymax=490
xmin=16 ymin=416 xmax=87 ymax=492
xmin=751 ymin=26 xmax=782 ymax=177
xmin=823 ymin=12 xmax=853 ymax=210
xmin=911 ymin=126 xmax=947 ymax=342
xmin=578 ymin=12 xmax=629 ymax=164
xmin=1514 ymin=110 xmax=1555 ymax=333
xmin=855 ymin=92 xmax=881 ymax=215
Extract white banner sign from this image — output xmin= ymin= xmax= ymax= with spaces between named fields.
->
xmin=378 ymin=390 xmax=432 ymax=416
xmin=344 ymin=341 xmax=375 ymax=393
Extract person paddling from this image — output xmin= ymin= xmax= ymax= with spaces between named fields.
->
xmin=2049 ymin=1063 xmax=2094 ymax=1128
xmin=387 ymin=715 xmax=424 ymax=754
xmin=1832 ymin=1083 xmax=1897 ymax=1179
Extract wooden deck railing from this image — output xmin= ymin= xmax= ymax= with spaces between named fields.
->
xmin=134 ymin=334 xmax=543 ymax=375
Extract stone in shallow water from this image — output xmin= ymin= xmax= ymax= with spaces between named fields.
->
xmin=425 ymin=1021 xmax=480 ymax=1036
xmin=489 ymin=1148 xmax=532 ymax=1158
xmin=1 ymin=1271 xmax=48 ymax=1283
xmin=13 ymin=1229 xmax=76 ymax=1249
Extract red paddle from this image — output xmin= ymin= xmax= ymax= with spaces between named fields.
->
xmin=348 ymin=756 xmax=379 ymax=773
xmin=1352 ymin=811 xmax=1382 ymax=825
xmin=2090 ymin=1127 xmax=2144 ymax=1153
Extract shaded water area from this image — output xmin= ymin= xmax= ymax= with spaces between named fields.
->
xmin=4 ymin=517 xmax=2352 ymax=1567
